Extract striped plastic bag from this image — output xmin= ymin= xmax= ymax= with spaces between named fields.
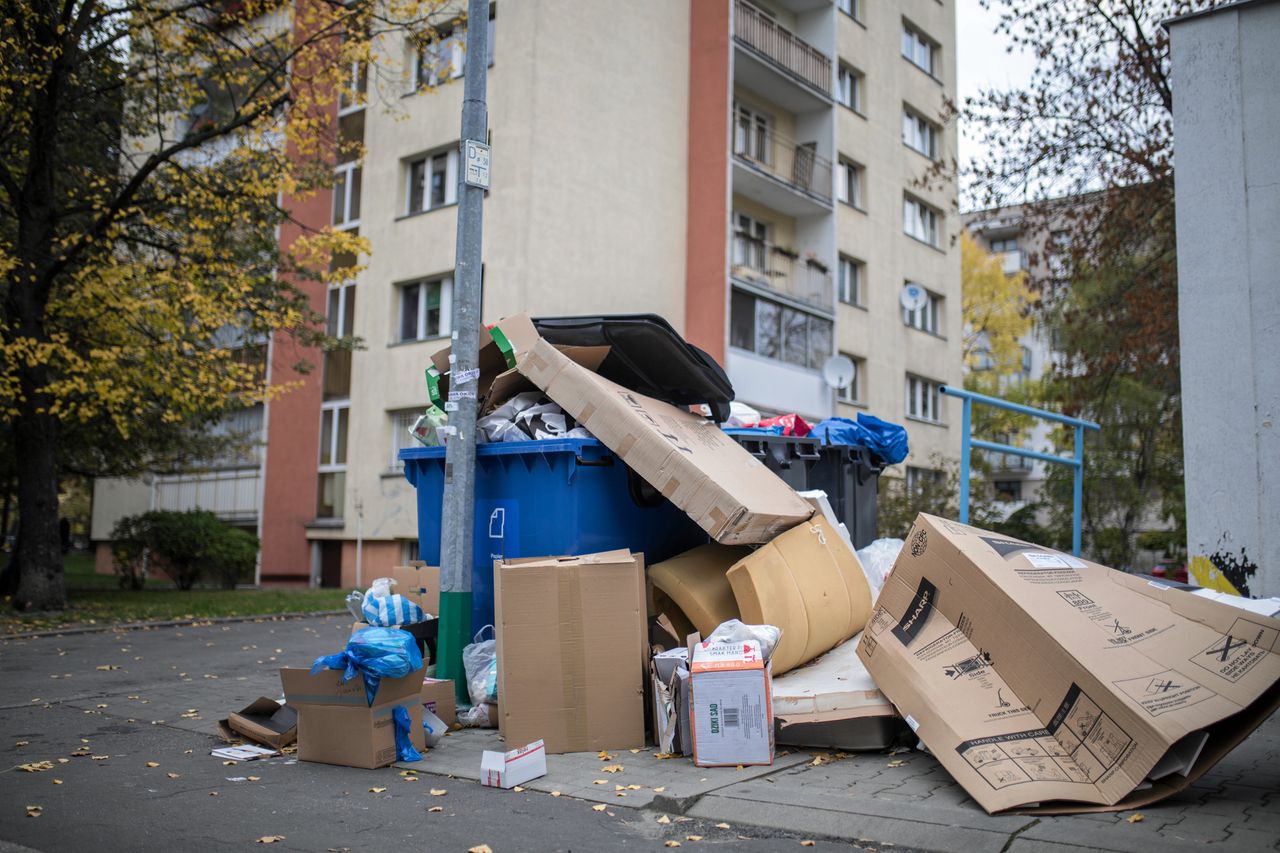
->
xmin=359 ymin=577 xmax=426 ymax=627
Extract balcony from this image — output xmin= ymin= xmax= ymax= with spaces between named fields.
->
xmin=154 ymin=468 xmax=262 ymax=525
xmin=732 ymin=125 xmax=832 ymax=214
xmin=730 ymin=234 xmax=833 ymax=311
xmin=733 ymin=0 xmax=832 ymax=104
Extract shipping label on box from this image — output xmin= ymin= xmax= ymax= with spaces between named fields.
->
xmin=480 ymin=739 xmax=548 ymax=789
xmin=857 ymin=513 xmax=1280 ymax=814
xmin=689 ymin=640 xmax=774 ymax=767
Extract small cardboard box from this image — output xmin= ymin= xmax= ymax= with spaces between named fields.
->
xmin=279 ymin=667 xmax=425 ymax=769
xmin=392 ymin=564 xmax=441 ymax=616
xmin=217 ymin=698 xmax=297 ymax=749
xmin=420 ymin=677 xmax=457 ymax=728
xmin=689 ymin=639 xmax=774 ymax=767
xmin=495 ymin=550 xmax=648 ymax=754
xmin=488 ymin=314 xmax=814 ymax=544
xmin=481 ymin=739 xmax=548 ymax=788
xmin=858 ymin=514 xmax=1280 ymax=814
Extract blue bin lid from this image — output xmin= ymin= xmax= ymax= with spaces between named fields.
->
xmin=398 ymin=436 xmax=606 ymax=461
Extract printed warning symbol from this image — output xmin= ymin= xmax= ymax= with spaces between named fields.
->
xmin=1206 ymin=635 xmax=1246 ymax=662
xmin=1115 ymin=670 xmax=1214 ymax=716
xmin=1145 ymin=677 xmax=1179 ymax=695
xmin=1110 ymin=619 xmax=1132 ymax=637
xmin=1192 ymin=630 xmax=1269 ymax=682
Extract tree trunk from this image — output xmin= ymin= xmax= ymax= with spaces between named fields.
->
xmin=12 ymin=399 xmax=65 ymax=611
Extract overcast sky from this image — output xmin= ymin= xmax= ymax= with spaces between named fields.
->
xmin=955 ymin=0 xmax=1038 ymax=203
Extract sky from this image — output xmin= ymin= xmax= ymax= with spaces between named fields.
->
xmin=954 ymin=0 xmax=1038 ymax=200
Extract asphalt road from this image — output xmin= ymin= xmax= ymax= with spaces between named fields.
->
xmin=0 ymin=615 xmax=881 ymax=853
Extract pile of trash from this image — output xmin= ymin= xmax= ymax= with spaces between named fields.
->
xmin=235 ymin=312 xmax=1280 ymax=817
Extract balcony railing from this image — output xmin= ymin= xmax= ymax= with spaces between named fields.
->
xmin=733 ymin=125 xmax=832 ymax=203
xmin=733 ymin=0 xmax=832 ymax=96
xmin=731 ymin=235 xmax=833 ymax=310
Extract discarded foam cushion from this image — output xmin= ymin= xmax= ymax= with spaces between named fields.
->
xmin=727 ymin=516 xmax=871 ymax=675
xmin=648 ymin=544 xmax=751 ymax=637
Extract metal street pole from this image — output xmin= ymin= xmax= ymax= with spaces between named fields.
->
xmin=437 ymin=0 xmax=490 ymax=704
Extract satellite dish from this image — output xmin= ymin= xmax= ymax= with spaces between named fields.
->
xmin=821 ymin=354 xmax=856 ymax=391
xmin=900 ymin=282 xmax=928 ymax=312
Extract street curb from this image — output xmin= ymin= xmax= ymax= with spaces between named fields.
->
xmin=1 ymin=610 xmax=347 ymax=641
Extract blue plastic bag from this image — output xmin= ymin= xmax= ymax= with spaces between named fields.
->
xmin=392 ymin=705 xmax=422 ymax=762
xmin=309 ymin=626 xmax=424 ymax=706
xmin=810 ymin=413 xmax=909 ymax=465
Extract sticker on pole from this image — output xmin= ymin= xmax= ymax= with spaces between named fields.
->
xmin=464 ymin=140 xmax=491 ymax=189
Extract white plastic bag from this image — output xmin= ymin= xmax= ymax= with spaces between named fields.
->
xmin=462 ymin=625 xmax=497 ymax=707
xmin=855 ymin=538 xmax=904 ymax=601
xmin=705 ymin=619 xmax=782 ymax=660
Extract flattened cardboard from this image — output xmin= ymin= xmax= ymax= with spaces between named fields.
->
xmin=493 ymin=313 xmax=813 ymax=544
xmin=494 ymin=550 xmax=648 ymax=754
xmin=279 ymin=667 xmax=425 ymax=770
xmin=420 ymin=677 xmax=457 ymax=728
xmin=689 ymin=640 xmax=774 ymax=767
xmin=857 ymin=514 xmax=1280 ymax=814
xmin=217 ymin=698 xmax=297 ymax=749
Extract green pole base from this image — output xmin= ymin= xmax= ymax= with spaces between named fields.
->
xmin=436 ymin=591 xmax=473 ymax=706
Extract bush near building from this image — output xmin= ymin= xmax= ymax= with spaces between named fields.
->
xmin=111 ymin=510 xmax=257 ymax=590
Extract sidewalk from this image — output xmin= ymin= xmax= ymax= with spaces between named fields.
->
xmin=2 ymin=614 xmax=1275 ymax=852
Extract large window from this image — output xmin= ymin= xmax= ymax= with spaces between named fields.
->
xmin=903 ymin=194 xmax=940 ymax=246
xmin=902 ymin=106 xmax=939 ymax=159
xmin=317 ymin=403 xmax=349 ymax=518
xmin=413 ymin=8 xmax=495 ymax=90
xmin=902 ymin=284 xmax=941 ymax=334
xmin=901 ymin=23 xmax=937 ymax=76
xmin=905 ymin=374 xmax=942 ymax=423
xmin=323 ymin=282 xmax=356 ymax=400
xmin=837 ymin=255 xmax=864 ymax=307
xmin=332 ymin=162 xmax=361 ymax=229
xmin=398 ymin=275 xmax=452 ymax=343
xmin=836 ymin=352 xmax=865 ymax=405
xmin=733 ymin=103 xmax=772 ymax=164
xmin=406 ymin=148 xmax=458 ymax=215
xmin=730 ymin=289 xmax=832 ymax=371
xmin=388 ymin=409 xmax=420 ymax=471
xmin=836 ymin=65 xmax=862 ymax=113
xmin=837 ymin=158 xmax=863 ymax=209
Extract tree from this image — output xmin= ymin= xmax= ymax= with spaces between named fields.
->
xmin=965 ymin=1 xmax=1197 ymax=563
xmin=0 ymin=0 xmax=449 ymax=610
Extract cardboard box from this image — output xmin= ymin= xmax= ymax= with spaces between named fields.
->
xmin=689 ymin=639 xmax=774 ymax=767
xmin=279 ymin=667 xmax=426 ymax=769
xmin=216 ymin=698 xmax=297 ymax=749
xmin=495 ymin=550 xmax=648 ymax=754
xmin=481 ymin=739 xmax=548 ymax=789
xmin=491 ymin=314 xmax=813 ymax=545
xmin=392 ymin=564 xmax=441 ymax=616
xmin=858 ymin=514 xmax=1280 ymax=814
xmin=651 ymin=647 xmax=691 ymax=755
xmin=420 ymin=677 xmax=457 ymax=728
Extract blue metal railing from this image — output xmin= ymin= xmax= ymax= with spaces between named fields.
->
xmin=940 ymin=385 xmax=1101 ymax=556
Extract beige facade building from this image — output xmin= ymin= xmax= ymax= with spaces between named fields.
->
xmin=91 ymin=0 xmax=963 ymax=586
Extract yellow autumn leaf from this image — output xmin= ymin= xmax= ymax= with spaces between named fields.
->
xmin=601 ymin=764 xmax=623 ymax=773
xmin=800 ymin=842 xmax=816 ymax=848
xmin=52 ymin=779 xmax=63 ymax=785
xmin=368 ymin=787 xmax=387 ymax=793
xmin=145 ymin=762 xmax=159 ymax=768
xmin=18 ymin=762 xmax=54 ymax=772
xmin=1127 ymin=813 xmax=1145 ymax=823
xmin=428 ymin=806 xmax=443 ymax=813
xmin=468 ymin=846 xmax=493 ymax=853
xmin=656 ymin=815 xmax=671 ymax=824
xmin=653 ymin=787 xmax=666 ymax=793
xmin=247 ymin=776 xmax=260 ymax=782
xmin=687 ymin=836 xmax=703 ymax=842
xmin=513 ymin=786 xmax=525 ymax=793
xmin=597 ymin=751 xmax=613 ymax=760
xmin=166 ymin=773 xmax=180 ymax=779
xmin=715 ymin=823 xmax=730 ymax=829
xmin=430 ymin=788 xmax=447 ymax=796
xmin=551 ymin=791 xmax=561 ymax=797
xmin=591 ymin=804 xmax=607 ymax=812
xmin=665 ymin=843 xmax=681 ymax=849
xmin=592 ymin=779 xmax=607 ymax=785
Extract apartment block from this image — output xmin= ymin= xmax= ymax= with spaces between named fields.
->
xmin=90 ymin=0 xmax=963 ymax=587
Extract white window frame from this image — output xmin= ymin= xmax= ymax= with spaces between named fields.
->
xmin=338 ymin=58 xmax=367 ymax=115
xmin=413 ymin=9 xmax=495 ymax=91
xmin=903 ymin=194 xmax=940 ymax=246
xmin=901 ymin=284 xmax=941 ymax=334
xmin=836 ymin=352 xmax=864 ymax=404
xmin=732 ymin=211 xmax=770 ymax=272
xmin=332 ymin=162 xmax=361 ymax=230
xmin=902 ymin=106 xmax=938 ymax=159
xmin=733 ymin=102 xmax=773 ymax=165
xmin=837 ymin=0 xmax=863 ymax=22
xmin=837 ymin=255 xmax=863 ymax=307
xmin=837 ymin=159 xmax=863 ymax=209
xmin=388 ymin=408 xmax=420 ymax=471
xmin=901 ymin=23 xmax=937 ymax=76
xmin=326 ymin=280 xmax=356 ymax=338
xmin=404 ymin=147 xmax=459 ymax=216
xmin=398 ymin=275 xmax=454 ymax=343
xmin=316 ymin=401 xmax=349 ymax=519
xmin=836 ymin=64 xmax=862 ymax=113
xmin=905 ymin=375 xmax=943 ymax=423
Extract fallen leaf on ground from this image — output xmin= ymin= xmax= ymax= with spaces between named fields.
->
xmin=222 ymin=760 xmax=237 ymax=766
xmin=96 ymin=665 xmax=119 ymax=671
xmin=399 ymin=770 xmax=417 ymax=777
xmin=18 ymin=762 xmax=54 ymax=772
xmin=145 ymin=762 xmax=159 ymax=768
xmin=26 ymin=805 xmax=42 ymax=818
xmin=653 ymin=786 xmax=666 ymax=793
xmin=615 ymin=785 xmax=626 ymax=791
xmin=601 ymin=764 xmax=623 ymax=773
xmin=210 ymin=792 xmax=218 ymax=796
xmin=247 ymin=776 xmax=260 ymax=782
xmin=592 ymin=779 xmax=607 ymax=785
xmin=255 ymin=836 xmax=285 ymax=844
xmin=428 ymin=806 xmax=443 ymax=813
xmin=166 ymin=773 xmax=180 ymax=779
xmin=1127 ymin=813 xmax=1145 ymax=824
xmin=656 ymin=815 xmax=671 ymax=824
xmin=630 ymin=749 xmax=641 ymax=754
xmin=51 ymin=779 xmax=63 ymax=785
xmin=430 ymin=788 xmax=447 ymax=796
xmin=886 ymin=760 xmax=905 ymax=768
xmin=800 ymin=842 xmax=815 ymax=848
xmin=368 ymin=787 xmax=387 ymax=793
xmin=735 ymin=764 xmax=744 ymax=771
xmin=468 ymin=846 xmax=493 ymax=853
xmin=15 ymin=741 xmax=29 ymax=747
xmin=56 ymin=759 xmax=69 ymax=765
xmin=687 ymin=836 xmax=703 ymax=842
xmin=96 ymin=704 xmax=108 ymax=709
xmin=401 ymin=776 xmax=418 ymax=783
xmin=615 ymin=792 xmax=627 ymax=798
xmin=551 ymin=791 xmax=561 ymax=797
xmin=597 ymin=751 xmax=613 ymax=760
xmin=90 ymin=755 xmax=109 ymax=761
xmin=664 ymin=842 xmax=681 ymax=848
xmin=715 ymin=823 xmax=730 ymax=829
xmin=654 ymin=752 xmax=677 ymax=760
xmin=592 ymin=804 xmax=607 ymax=812
xmin=513 ymin=786 xmax=525 ymax=793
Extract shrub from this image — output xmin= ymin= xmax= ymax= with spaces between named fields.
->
xmin=110 ymin=510 xmax=259 ymax=590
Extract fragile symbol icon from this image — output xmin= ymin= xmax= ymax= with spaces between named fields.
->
xmin=1206 ymin=636 xmax=1246 ymax=662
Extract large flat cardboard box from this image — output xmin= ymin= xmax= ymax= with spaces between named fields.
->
xmin=858 ymin=514 xmax=1280 ymax=814
xmin=492 ymin=314 xmax=813 ymax=544
xmin=495 ymin=550 xmax=648 ymax=754
xmin=689 ymin=639 xmax=774 ymax=767
xmin=279 ymin=667 xmax=426 ymax=769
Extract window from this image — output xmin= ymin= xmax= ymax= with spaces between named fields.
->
xmin=398 ymin=275 xmax=452 ymax=342
xmin=729 ymin=289 xmax=832 ymax=371
xmin=836 ymin=65 xmax=862 ymax=112
xmin=323 ymin=282 xmax=356 ymax=400
xmin=901 ymin=23 xmax=937 ymax=76
xmin=332 ymin=162 xmax=361 ymax=229
xmin=338 ymin=58 xmax=367 ymax=114
xmin=732 ymin=211 xmax=770 ymax=272
xmin=837 ymin=159 xmax=863 ymax=209
xmin=837 ymin=255 xmax=863 ymax=306
xmin=989 ymin=237 xmax=1018 ymax=253
xmin=413 ymin=8 xmax=495 ymax=90
xmin=406 ymin=148 xmax=458 ymax=215
xmin=836 ymin=352 xmax=865 ymax=404
xmin=317 ymin=403 xmax=349 ymax=518
xmin=902 ymin=107 xmax=938 ymax=159
xmin=905 ymin=375 xmax=943 ymax=422
xmin=388 ymin=409 xmax=421 ymax=470
xmin=733 ymin=103 xmax=772 ymax=165
xmin=836 ymin=0 xmax=863 ymax=21
xmin=903 ymin=195 xmax=940 ymax=246
xmin=994 ymin=480 xmax=1023 ymax=502
xmin=901 ymin=284 xmax=941 ymax=334
xmin=906 ymin=465 xmax=944 ymax=495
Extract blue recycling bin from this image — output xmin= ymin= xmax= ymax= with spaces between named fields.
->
xmin=400 ymin=438 xmax=707 ymax=635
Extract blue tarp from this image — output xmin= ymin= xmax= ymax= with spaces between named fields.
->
xmin=809 ymin=413 xmax=909 ymax=464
